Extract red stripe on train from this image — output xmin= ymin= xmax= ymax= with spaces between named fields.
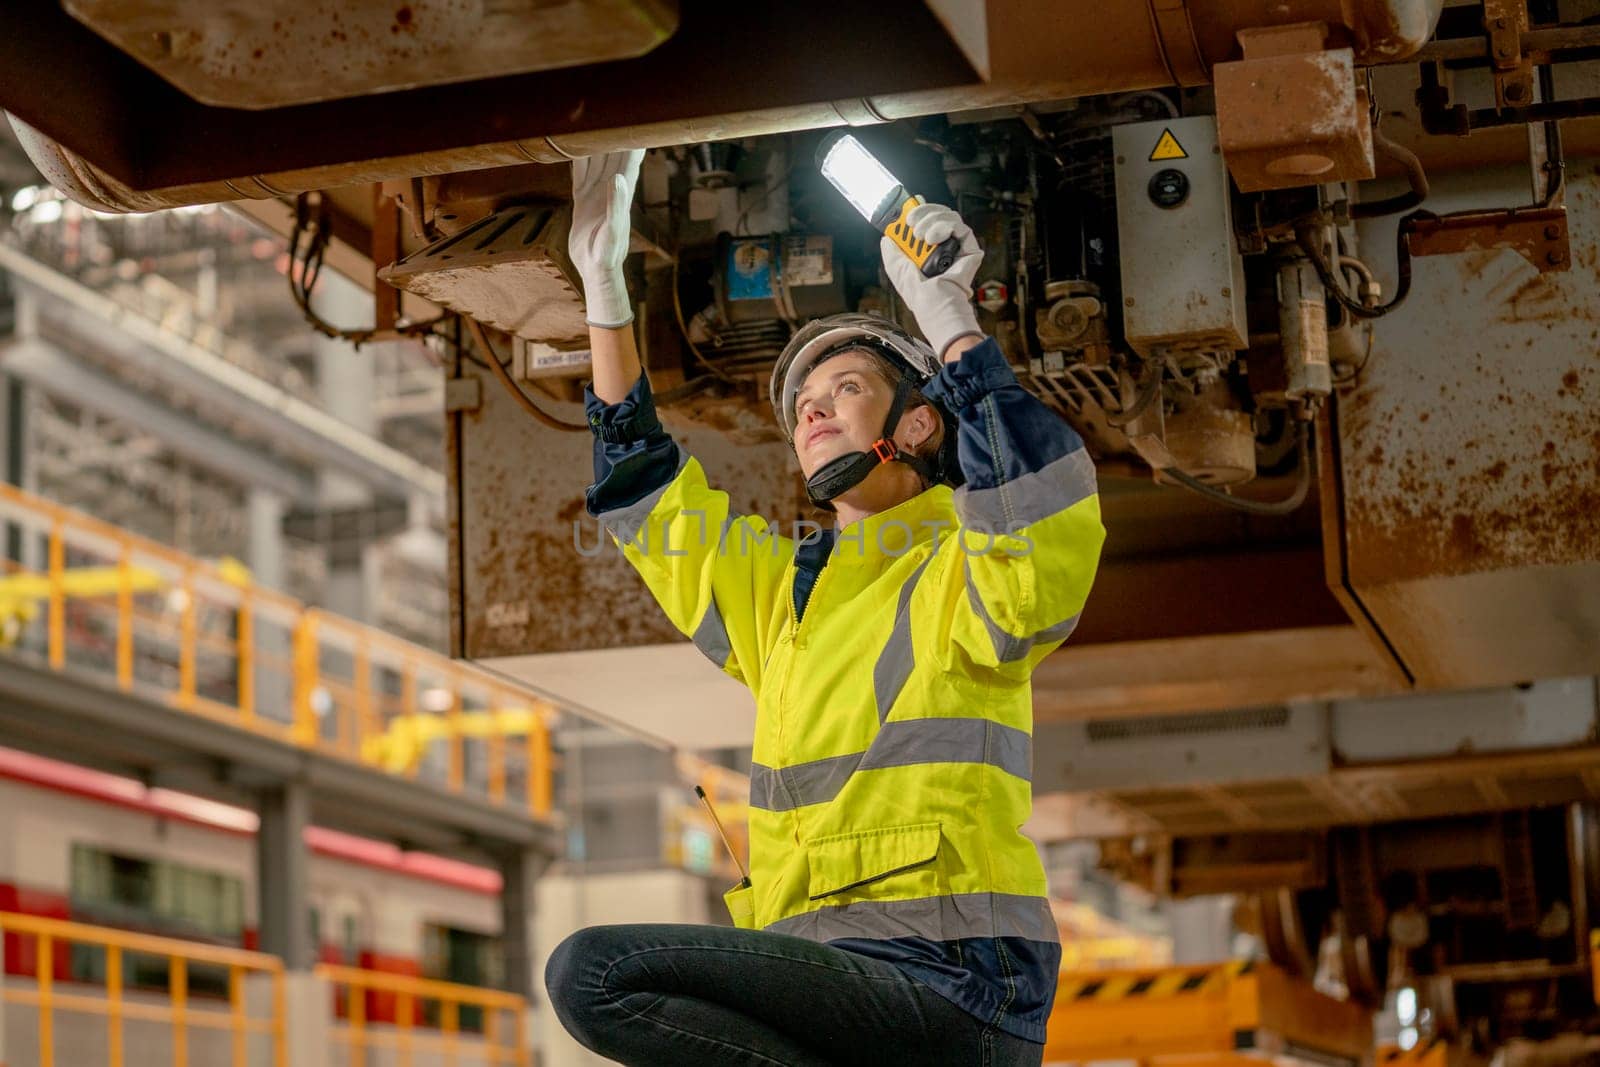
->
xmin=0 ymin=747 xmax=500 ymax=894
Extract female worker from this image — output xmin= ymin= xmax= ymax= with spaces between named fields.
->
xmin=545 ymin=148 xmax=1105 ymax=1066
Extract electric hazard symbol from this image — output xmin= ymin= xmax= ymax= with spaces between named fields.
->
xmin=1149 ymin=128 xmax=1188 ymax=162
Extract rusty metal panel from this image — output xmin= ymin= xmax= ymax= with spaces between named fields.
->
xmin=1335 ymin=164 xmax=1600 ymax=688
xmin=64 ymin=0 xmax=680 ymax=110
xmin=450 ymin=355 xmax=805 ymax=659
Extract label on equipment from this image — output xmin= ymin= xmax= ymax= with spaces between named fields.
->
xmin=1149 ymin=128 xmax=1188 ymax=162
xmin=782 ymin=235 xmax=834 ymax=287
xmin=728 ymin=239 xmax=775 ymax=301
xmin=525 ymin=344 xmax=593 ymax=379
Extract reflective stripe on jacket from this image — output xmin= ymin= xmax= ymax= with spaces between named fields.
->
xmin=586 ymin=337 xmax=1106 ymax=947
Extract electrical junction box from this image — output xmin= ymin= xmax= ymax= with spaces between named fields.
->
xmin=1112 ymin=116 xmax=1248 ymax=357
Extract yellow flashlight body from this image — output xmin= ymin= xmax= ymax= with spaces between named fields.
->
xmin=875 ymin=193 xmax=962 ymax=278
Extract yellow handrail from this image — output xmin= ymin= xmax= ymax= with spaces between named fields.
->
xmin=0 ymin=479 xmax=559 ymax=820
xmin=0 ymin=911 xmax=287 ymax=1067
xmin=317 ymin=963 xmax=529 ymax=1067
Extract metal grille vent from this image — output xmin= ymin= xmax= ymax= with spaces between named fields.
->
xmin=378 ymin=203 xmax=588 ymax=344
xmin=1086 ymin=707 xmax=1290 ymax=743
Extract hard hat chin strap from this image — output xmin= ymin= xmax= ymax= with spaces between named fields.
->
xmin=803 ymin=375 xmax=939 ymax=507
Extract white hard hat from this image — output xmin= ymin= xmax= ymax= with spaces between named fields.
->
xmin=769 ymin=312 xmax=941 ymax=443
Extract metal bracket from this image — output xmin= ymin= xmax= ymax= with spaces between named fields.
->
xmin=373 ymin=183 xmax=403 ymax=334
xmin=1405 ymin=205 xmax=1570 ymax=273
xmin=1484 ymin=0 xmax=1535 ymax=109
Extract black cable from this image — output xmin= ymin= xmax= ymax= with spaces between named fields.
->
xmin=1351 ymin=122 xmax=1430 ymax=219
xmin=287 ymin=192 xmax=451 ymax=348
xmin=464 ymin=317 xmax=589 ymax=433
xmin=1536 ymin=63 xmax=1566 ymax=208
xmin=1158 ymin=421 xmax=1313 ymax=516
xmin=1297 ymin=218 xmax=1415 ymax=320
xmin=1106 ymin=361 xmax=1163 ymax=426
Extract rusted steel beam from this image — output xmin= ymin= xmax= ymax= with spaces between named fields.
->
xmin=1405 ymin=205 xmax=1570 ymax=273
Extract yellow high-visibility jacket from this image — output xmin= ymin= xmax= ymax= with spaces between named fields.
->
xmin=584 ymin=336 xmax=1104 ymax=1038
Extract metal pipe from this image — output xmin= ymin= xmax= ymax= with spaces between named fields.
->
xmin=1410 ymin=24 xmax=1600 ymax=65
xmin=13 ymin=0 xmax=1447 ymax=214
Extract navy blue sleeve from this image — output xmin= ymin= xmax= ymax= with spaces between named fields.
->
xmin=921 ymin=336 xmax=1088 ymax=491
xmin=583 ymin=372 xmax=682 ymax=517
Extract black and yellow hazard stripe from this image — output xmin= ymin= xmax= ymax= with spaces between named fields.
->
xmin=883 ymin=196 xmax=937 ymax=270
xmin=1058 ymin=959 xmax=1256 ymax=1003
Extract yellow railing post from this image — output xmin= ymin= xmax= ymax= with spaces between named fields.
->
xmin=47 ymin=520 xmax=64 ymax=670
xmin=116 ymin=546 xmax=133 ymax=691
xmin=237 ymin=593 xmax=255 ymax=725
xmin=229 ymin=964 xmax=246 ymax=1067
xmin=292 ymin=613 xmax=319 ymax=746
xmin=177 ymin=568 xmax=197 ymax=710
xmin=401 ymin=661 xmax=419 ymax=778
xmin=528 ymin=713 xmax=552 ymax=819
xmin=398 ymin=990 xmax=414 ymax=1067
xmin=37 ymin=931 xmax=54 ymax=1067
xmin=354 ymin=638 xmax=372 ymax=759
xmin=272 ymin=968 xmax=288 ymax=1067
xmin=489 ymin=716 xmax=507 ymax=803
xmin=448 ymin=684 xmax=464 ymax=792
xmin=171 ymin=955 xmax=188 ymax=1067
xmin=514 ymin=998 xmax=529 ymax=1067
xmin=349 ymin=964 xmax=367 ymax=1067
xmin=443 ymin=998 xmax=459 ymax=1067
xmin=107 ymin=944 xmax=124 ymax=1067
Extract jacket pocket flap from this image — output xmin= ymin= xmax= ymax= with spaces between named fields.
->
xmin=723 ymin=882 xmax=756 ymax=929
xmin=806 ymin=822 xmax=941 ymax=901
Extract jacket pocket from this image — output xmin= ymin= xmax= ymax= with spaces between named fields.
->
xmin=806 ymin=822 xmax=942 ymax=901
xmin=724 ymin=882 xmax=756 ymax=929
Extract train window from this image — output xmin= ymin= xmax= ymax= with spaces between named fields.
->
xmin=68 ymin=844 xmax=245 ymax=997
xmin=422 ymin=923 xmax=503 ymax=1031
xmin=342 ymin=913 xmax=360 ymax=965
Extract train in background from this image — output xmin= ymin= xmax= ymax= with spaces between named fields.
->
xmin=0 ymin=744 xmax=503 ymax=1019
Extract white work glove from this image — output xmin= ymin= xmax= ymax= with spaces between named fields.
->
xmin=881 ymin=201 xmax=983 ymax=358
xmin=568 ymin=149 xmax=644 ymax=329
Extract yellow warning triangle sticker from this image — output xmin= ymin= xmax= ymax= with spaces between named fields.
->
xmin=1149 ymin=128 xmax=1188 ymax=162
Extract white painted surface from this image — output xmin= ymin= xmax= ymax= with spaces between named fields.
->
xmin=484 ymin=643 xmax=757 ymax=752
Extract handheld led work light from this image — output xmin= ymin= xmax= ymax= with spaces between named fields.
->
xmin=816 ymin=132 xmax=961 ymax=278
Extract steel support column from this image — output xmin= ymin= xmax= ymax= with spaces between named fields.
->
xmin=257 ymin=779 xmax=314 ymax=971
xmin=248 ymin=489 xmax=287 ymax=592
xmin=248 ymin=489 xmax=293 ymax=720
xmin=498 ymin=847 xmax=553 ymax=1000
xmin=315 ymin=272 xmax=383 ymax=624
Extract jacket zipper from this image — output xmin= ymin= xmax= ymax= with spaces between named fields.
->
xmin=792 ymin=562 xmax=832 ymax=649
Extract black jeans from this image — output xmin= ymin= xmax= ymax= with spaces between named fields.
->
xmin=545 ymin=923 xmax=1044 ymax=1066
